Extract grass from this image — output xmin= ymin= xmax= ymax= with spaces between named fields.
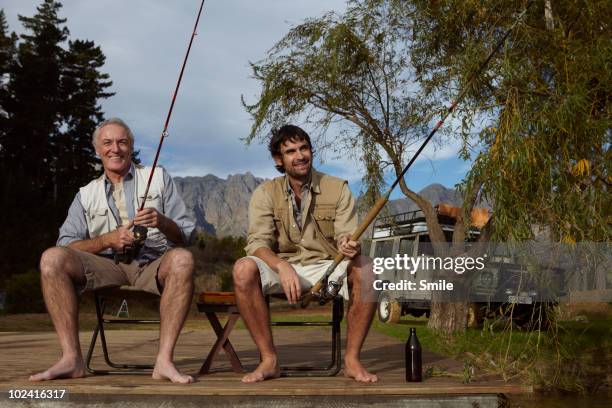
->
xmin=372 ymin=308 xmax=611 ymax=393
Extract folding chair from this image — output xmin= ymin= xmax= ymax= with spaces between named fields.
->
xmin=85 ymin=286 xmax=160 ymax=375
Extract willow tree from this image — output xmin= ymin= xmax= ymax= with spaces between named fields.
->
xmin=243 ymin=0 xmax=485 ymax=333
xmin=408 ymin=0 xmax=610 ymax=243
xmin=243 ymin=0 xmax=610 ymax=333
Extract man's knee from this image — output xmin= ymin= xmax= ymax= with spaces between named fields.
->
xmin=232 ymin=258 xmax=260 ymax=290
xmin=163 ymin=248 xmax=194 ymax=281
xmin=348 ymin=255 xmax=375 ymax=284
xmin=39 ymin=247 xmax=74 ymax=279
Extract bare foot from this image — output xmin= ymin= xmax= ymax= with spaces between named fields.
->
xmin=241 ymin=358 xmax=280 ymax=383
xmin=29 ymin=355 xmax=86 ymax=381
xmin=344 ymin=357 xmax=378 ymax=383
xmin=152 ymin=359 xmax=194 ymax=384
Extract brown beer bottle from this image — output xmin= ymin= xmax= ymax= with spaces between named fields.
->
xmin=405 ymin=327 xmax=422 ymax=382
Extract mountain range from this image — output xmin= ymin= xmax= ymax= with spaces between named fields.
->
xmin=174 ymin=173 xmax=464 ymax=238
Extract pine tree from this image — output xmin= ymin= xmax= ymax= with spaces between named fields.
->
xmin=0 ymin=10 xmax=18 ymax=181
xmin=3 ymin=0 xmax=68 ymax=200
xmin=0 ymin=1 xmax=114 ymax=284
xmin=56 ymin=39 xmax=113 ymax=205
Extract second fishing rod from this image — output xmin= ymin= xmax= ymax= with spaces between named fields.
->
xmin=302 ymin=1 xmax=534 ymax=306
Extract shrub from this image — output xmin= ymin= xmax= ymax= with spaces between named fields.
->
xmin=4 ymin=268 xmax=44 ymax=313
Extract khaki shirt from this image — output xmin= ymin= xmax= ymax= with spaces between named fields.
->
xmin=245 ymin=169 xmax=357 ymax=265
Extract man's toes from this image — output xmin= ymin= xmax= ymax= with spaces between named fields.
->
xmin=28 ymin=372 xmax=48 ymax=382
xmin=175 ymin=375 xmax=194 ymax=384
xmin=241 ymin=372 xmax=263 ymax=383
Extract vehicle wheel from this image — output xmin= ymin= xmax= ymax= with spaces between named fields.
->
xmin=378 ymin=293 xmax=401 ymax=323
xmin=467 ymin=303 xmax=483 ymax=328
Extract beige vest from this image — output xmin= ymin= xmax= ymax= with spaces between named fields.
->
xmin=263 ymin=170 xmax=345 ymax=262
xmin=79 ymin=166 xmax=167 ymax=252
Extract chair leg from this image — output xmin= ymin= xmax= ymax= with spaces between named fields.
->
xmin=329 ymin=297 xmax=343 ymax=375
xmin=87 ymin=291 xmax=155 ymax=375
xmin=85 ymin=303 xmax=102 ymax=374
xmin=279 ymin=297 xmax=343 ymax=377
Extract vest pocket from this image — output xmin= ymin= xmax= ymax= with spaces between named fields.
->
xmin=140 ymin=192 xmax=162 ymax=211
xmin=312 ymin=209 xmax=335 ymax=239
xmin=86 ymin=208 xmax=111 ymax=237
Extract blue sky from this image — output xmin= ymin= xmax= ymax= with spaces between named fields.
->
xmin=3 ymin=0 xmax=474 ymax=198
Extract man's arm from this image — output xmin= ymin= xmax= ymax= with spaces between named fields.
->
xmin=133 ymin=168 xmax=195 ymax=246
xmin=245 ymin=185 xmax=302 ymax=304
xmin=133 ymin=208 xmax=184 ymax=244
xmin=69 ymin=228 xmax=134 ymax=253
xmin=334 ymin=182 xmax=361 ymax=258
xmin=245 ymin=184 xmax=294 ymax=273
xmin=58 ymin=193 xmax=134 ymax=253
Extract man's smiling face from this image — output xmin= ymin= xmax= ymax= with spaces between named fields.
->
xmin=274 ymin=138 xmax=313 ymax=180
xmin=95 ymin=123 xmax=133 ymax=176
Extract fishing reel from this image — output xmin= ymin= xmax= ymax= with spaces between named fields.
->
xmin=302 ymin=279 xmax=342 ymax=307
xmin=114 ymin=225 xmax=148 ymax=264
xmin=320 ymin=280 xmax=341 ymax=304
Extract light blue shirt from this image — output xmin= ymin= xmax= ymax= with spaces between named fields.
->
xmin=58 ymin=163 xmax=195 ymax=263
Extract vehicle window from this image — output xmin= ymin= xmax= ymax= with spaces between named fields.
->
xmin=417 ymin=235 xmax=435 ymax=256
xmin=373 ymin=240 xmax=394 ymax=258
xmin=399 ymin=238 xmax=414 ymax=257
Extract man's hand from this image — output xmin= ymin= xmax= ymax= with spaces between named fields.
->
xmin=338 ymin=234 xmax=361 ymax=259
xmin=134 ymin=207 xmax=166 ymax=229
xmin=103 ymin=222 xmax=134 ymax=251
xmin=277 ymin=261 xmax=302 ymax=304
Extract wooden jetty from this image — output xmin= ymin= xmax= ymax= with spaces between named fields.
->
xmin=0 ymin=323 xmax=530 ymax=407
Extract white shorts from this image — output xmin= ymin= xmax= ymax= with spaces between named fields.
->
xmin=244 ymin=256 xmax=350 ymax=300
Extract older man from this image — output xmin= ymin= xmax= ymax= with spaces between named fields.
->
xmin=232 ymin=125 xmax=378 ymax=383
xmin=30 ymin=118 xmax=196 ymax=384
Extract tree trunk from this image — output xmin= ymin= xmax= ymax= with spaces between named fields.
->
xmin=428 ymin=299 xmax=468 ymax=334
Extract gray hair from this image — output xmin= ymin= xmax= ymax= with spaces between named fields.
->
xmin=92 ymin=117 xmax=135 ymax=147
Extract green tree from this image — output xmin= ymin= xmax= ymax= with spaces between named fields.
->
xmin=242 ymin=0 xmax=610 ymax=333
xmin=55 ymin=39 xmax=113 ymax=204
xmin=0 ymin=1 xmax=113 ymax=289
xmin=0 ymin=10 xmax=18 ymax=165
xmin=408 ymin=0 xmax=610 ymax=243
xmin=4 ymin=0 xmax=68 ymax=198
xmin=242 ymin=0 xmax=478 ymax=333
xmin=0 ymin=0 xmax=69 ymax=286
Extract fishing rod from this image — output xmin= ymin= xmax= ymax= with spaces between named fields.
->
xmin=116 ymin=0 xmax=206 ymax=263
xmin=302 ymin=0 xmax=534 ymax=306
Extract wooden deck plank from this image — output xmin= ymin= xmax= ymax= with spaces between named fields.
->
xmin=0 ymin=328 xmax=531 ymax=396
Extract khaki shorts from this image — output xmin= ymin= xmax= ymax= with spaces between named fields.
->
xmin=245 ymin=256 xmax=351 ymax=300
xmin=68 ymin=248 xmax=163 ymax=295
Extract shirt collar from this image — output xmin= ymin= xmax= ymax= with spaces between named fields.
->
xmin=285 ymin=172 xmax=313 ymax=197
xmin=103 ymin=162 xmax=135 ymax=192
